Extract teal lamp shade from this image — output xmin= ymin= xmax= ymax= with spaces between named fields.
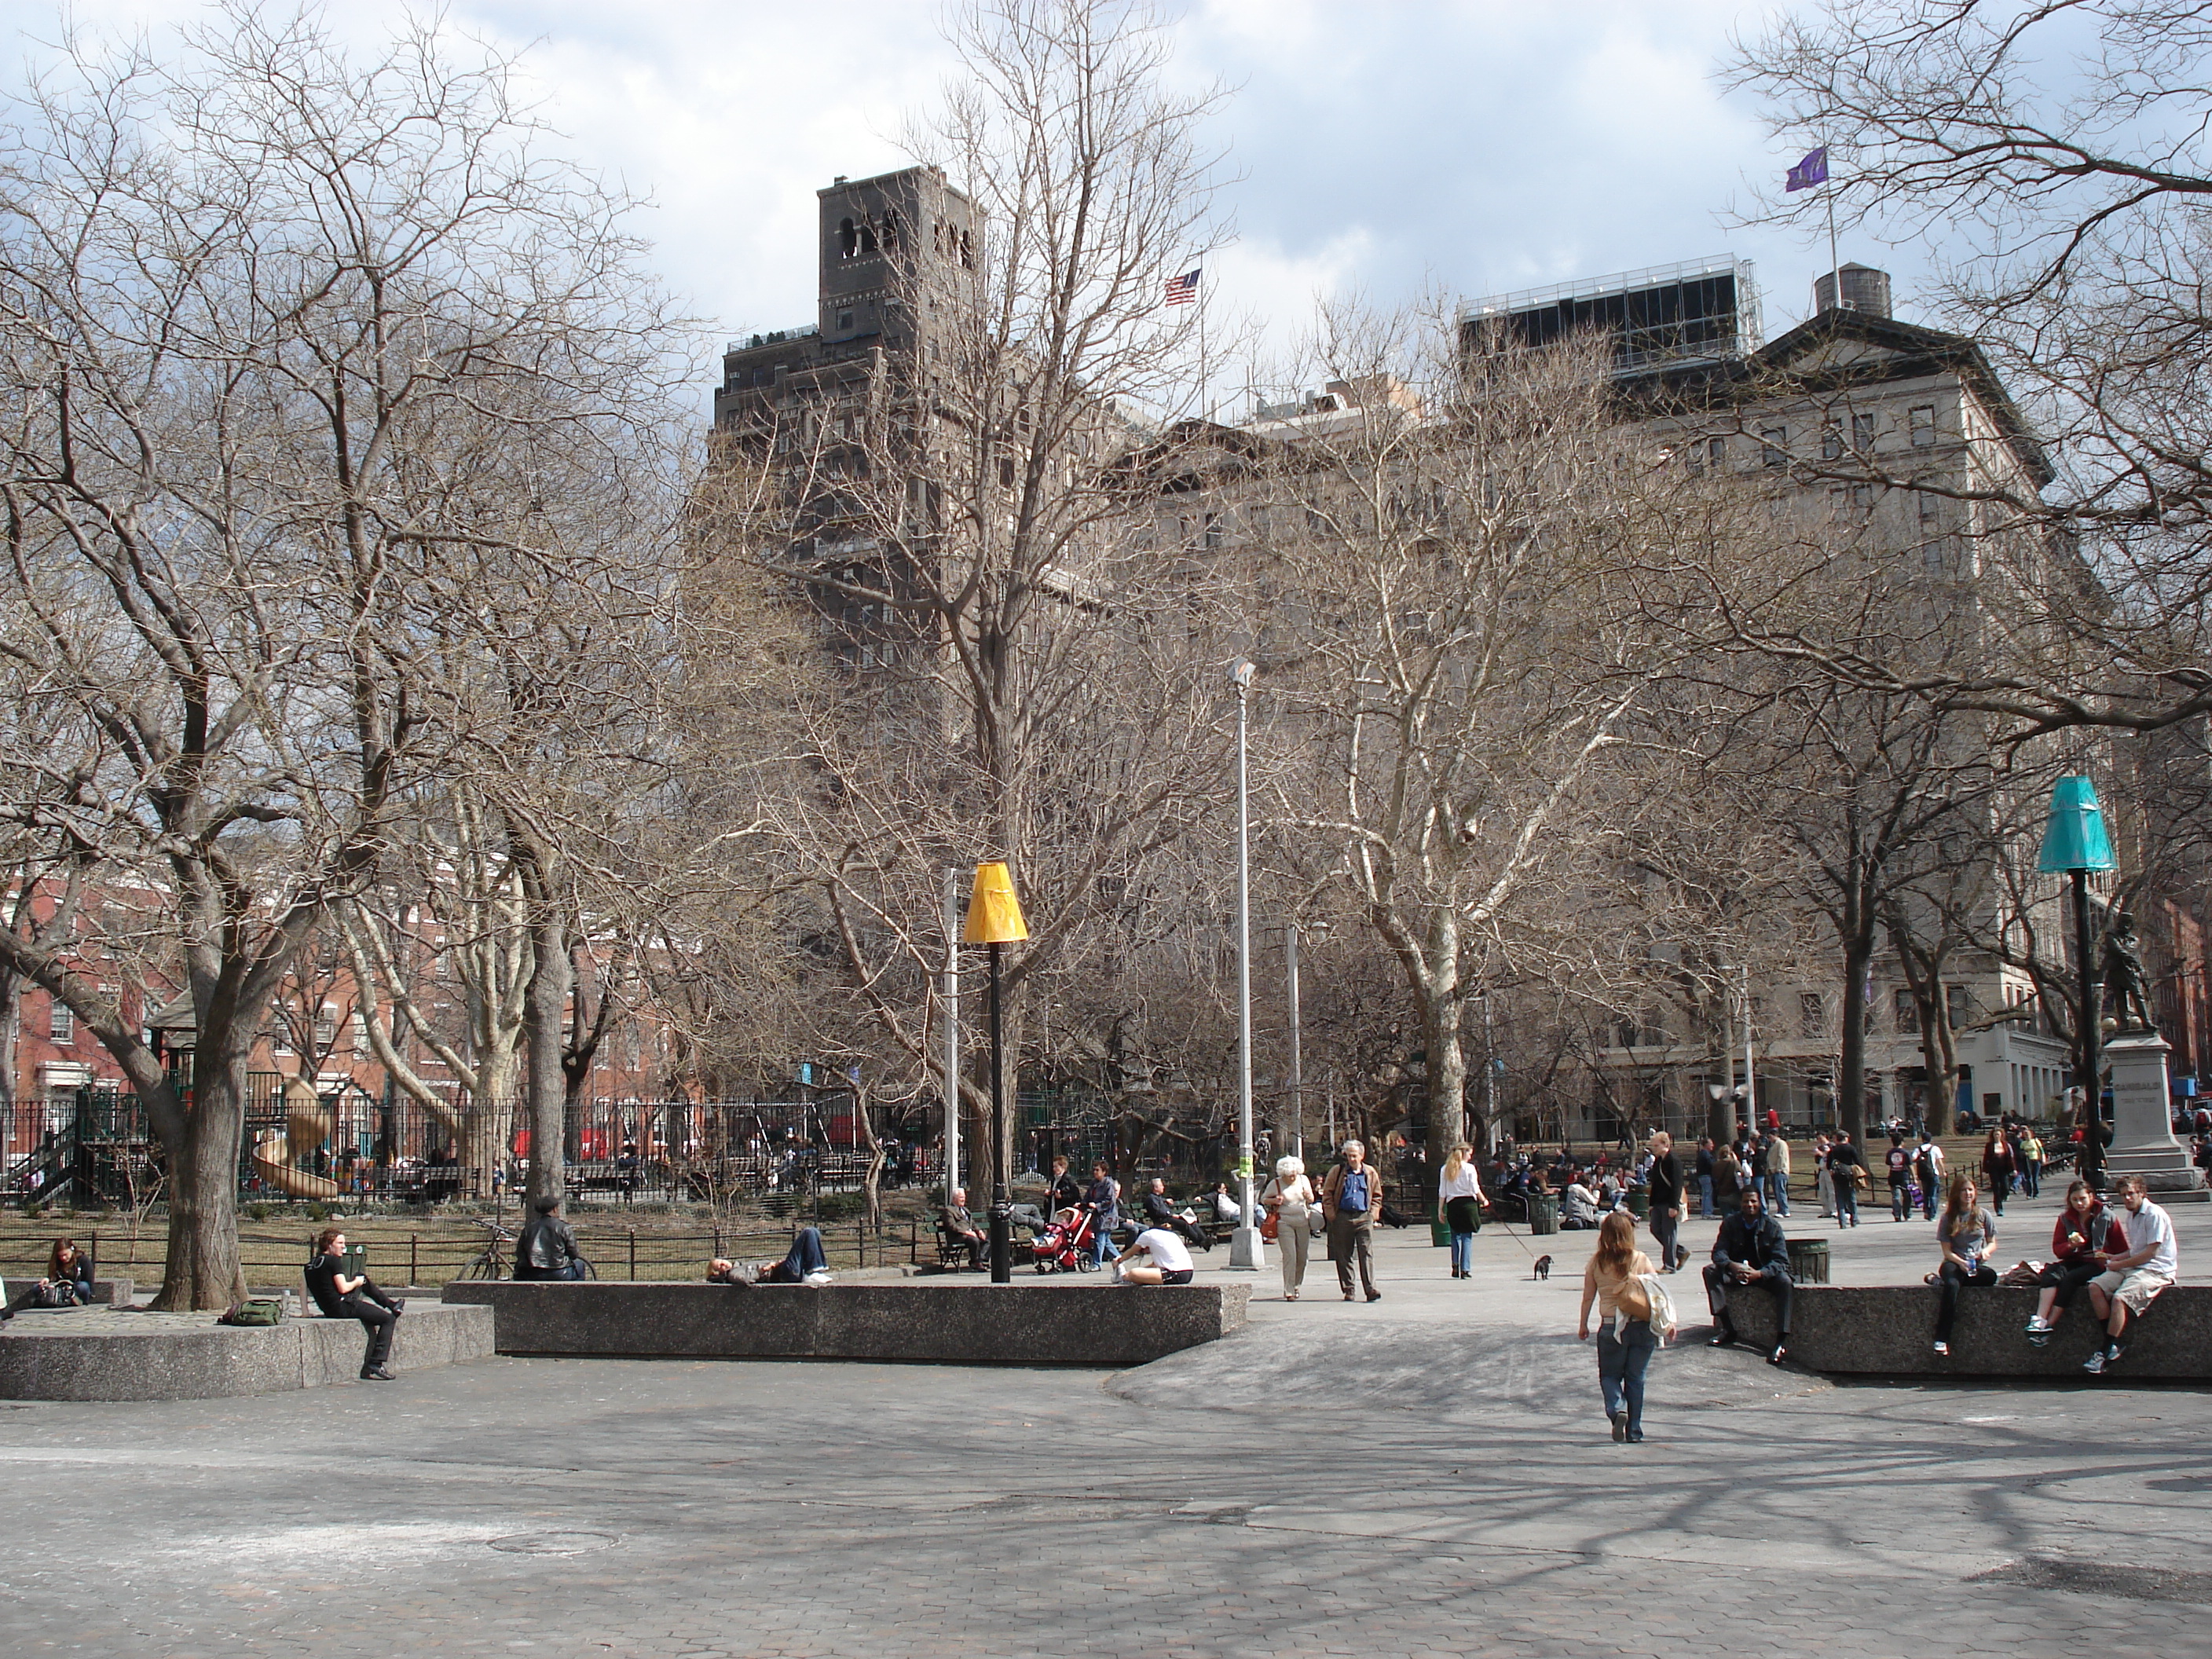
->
xmin=2037 ymin=775 xmax=2115 ymax=873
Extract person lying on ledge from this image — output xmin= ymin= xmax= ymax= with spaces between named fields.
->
xmin=709 ymin=1226 xmax=832 ymax=1287
xmin=1107 ymin=1225 xmax=1196 ymax=1286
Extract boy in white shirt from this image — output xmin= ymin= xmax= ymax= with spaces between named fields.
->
xmin=2085 ymin=1175 xmax=2177 ymax=1375
xmin=1110 ymin=1226 xmax=1196 ymax=1286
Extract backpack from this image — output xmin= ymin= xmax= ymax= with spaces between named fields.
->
xmin=218 ymin=1298 xmax=287 ymax=1327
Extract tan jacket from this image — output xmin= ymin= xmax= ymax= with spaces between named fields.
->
xmin=1320 ymin=1161 xmax=1385 ymax=1225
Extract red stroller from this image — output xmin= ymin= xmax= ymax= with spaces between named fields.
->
xmin=1029 ymin=1205 xmax=1104 ymax=1273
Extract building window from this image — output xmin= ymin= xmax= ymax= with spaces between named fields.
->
xmin=351 ymin=1011 xmax=370 ymax=1057
xmin=1894 ymin=990 xmax=1919 ymax=1035
xmin=838 ymin=218 xmax=858 ymax=260
xmin=1852 ymin=481 xmax=1874 ymax=508
xmin=1821 ymin=420 xmax=1842 ymax=461
xmin=1760 ymin=428 xmax=1787 ymax=467
xmin=1202 ymin=513 xmax=1221 ymax=550
xmin=313 ymin=1006 xmax=336 ymax=1050
xmin=1707 ymin=435 xmax=1727 ymax=470
xmin=837 ymin=310 xmax=853 ymax=331
xmin=1799 ymin=991 xmax=1824 ymax=1038
xmin=1922 ymin=540 xmax=1948 ymax=577
xmin=1910 ymin=405 xmax=1936 ymax=448
xmin=49 ymin=1001 xmax=71 ymax=1044
xmin=1851 ymin=412 xmax=1877 ymax=451
xmin=1917 ymin=490 xmax=1940 ymax=525
xmin=1947 ymin=986 xmax=1972 ymax=1030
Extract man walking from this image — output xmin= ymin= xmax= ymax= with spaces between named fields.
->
xmin=1826 ymin=1133 xmax=1864 ymax=1228
xmin=1763 ymin=1130 xmax=1793 ymax=1217
xmin=1884 ymin=1131 xmax=1914 ymax=1221
xmin=1645 ymin=1130 xmax=1686 ymax=1272
xmin=1694 ymin=1137 xmax=1716 ymax=1218
xmin=1704 ymin=1186 xmax=1793 ymax=1366
xmin=1320 ymin=1139 xmax=1384 ymax=1302
xmin=1914 ymin=1132 xmax=1946 ymax=1220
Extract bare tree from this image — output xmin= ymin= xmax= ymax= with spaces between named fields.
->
xmin=713 ymin=0 xmax=1233 ymax=1196
xmin=0 ymin=9 xmax=684 ymax=1305
xmin=1258 ymin=313 xmax=1757 ymax=1192
xmin=1725 ymin=0 xmax=2212 ymax=736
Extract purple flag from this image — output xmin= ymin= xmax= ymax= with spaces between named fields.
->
xmin=1785 ymin=146 xmax=1829 ymax=192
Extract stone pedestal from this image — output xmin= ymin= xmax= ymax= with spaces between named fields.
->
xmin=2103 ymin=1030 xmax=2207 ymax=1201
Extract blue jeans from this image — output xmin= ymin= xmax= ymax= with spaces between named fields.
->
xmin=1767 ymin=1171 xmax=1791 ymax=1215
xmin=1597 ymin=1317 xmax=1657 ymax=1435
xmin=1697 ymin=1175 xmax=1715 ymax=1218
xmin=1449 ymin=1232 xmax=1474 ymax=1273
xmin=1091 ymin=1216 xmax=1118 ymax=1268
xmin=1834 ymin=1181 xmax=1858 ymax=1225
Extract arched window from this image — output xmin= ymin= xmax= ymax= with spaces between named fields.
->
xmin=959 ymin=229 xmax=973 ymax=269
xmin=838 ymin=218 xmax=858 ymax=259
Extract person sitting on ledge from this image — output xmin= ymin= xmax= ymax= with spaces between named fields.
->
xmin=1704 ymin=1185 xmax=1792 ymax=1366
xmin=939 ymin=1187 xmax=987 ymax=1271
xmin=1 ymin=1236 xmax=96 ymax=1320
xmin=710 ymin=1226 xmax=831 ymax=1287
xmin=305 ymin=1228 xmax=405 ymax=1382
xmin=514 ymin=1196 xmax=590 ymax=1281
xmin=2025 ymin=1180 xmax=2119 ymax=1347
xmin=1108 ymin=1224 xmax=1196 ymax=1286
xmin=1928 ymin=1174 xmax=1998 ymax=1358
xmin=2084 ymin=1175 xmax=2177 ymax=1376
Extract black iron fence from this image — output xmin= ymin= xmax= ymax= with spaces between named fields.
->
xmin=3 ymin=1088 xmax=940 ymax=1208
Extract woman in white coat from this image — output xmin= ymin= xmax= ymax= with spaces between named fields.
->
xmin=1260 ymin=1155 xmax=1317 ymax=1301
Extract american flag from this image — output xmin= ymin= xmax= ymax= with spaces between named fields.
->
xmin=1163 ymin=266 xmax=1202 ymax=306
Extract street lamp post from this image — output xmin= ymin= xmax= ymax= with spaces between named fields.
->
xmin=2038 ymin=776 xmax=2115 ymax=1190
xmin=961 ymin=861 xmax=1029 ymax=1283
xmin=1284 ymin=923 xmax=1302 ymax=1162
xmin=1229 ymin=659 xmax=1263 ymax=1271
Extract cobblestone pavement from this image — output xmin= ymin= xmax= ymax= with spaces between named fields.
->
xmin=4 ymin=1204 xmax=2210 ymax=1658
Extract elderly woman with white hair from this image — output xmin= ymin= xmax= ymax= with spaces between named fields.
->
xmin=1260 ymin=1154 xmax=1317 ymax=1300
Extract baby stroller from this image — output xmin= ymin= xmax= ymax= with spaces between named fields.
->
xmin=1029 ymin=1205 xmax=1104 ymax=1273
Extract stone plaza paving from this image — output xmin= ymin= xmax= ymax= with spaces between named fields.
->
xmin=2 ymin=1188 xmax=2209 ymax=1657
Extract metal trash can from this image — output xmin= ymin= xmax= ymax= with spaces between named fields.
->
xmin=1430 ymin=1220 xmax=1452 ymax=1248
xmin=1625 ymin=1190 xmax=1650 ymax=1219
xmin=1529 ymin=1196 xmax=1560 ymax=1236
xmin=1785 ymin=1237 xmax=1830 ymax=1285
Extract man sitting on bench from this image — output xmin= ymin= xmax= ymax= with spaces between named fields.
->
xmin=939 ymin=1188 xmax=987 ymax=1271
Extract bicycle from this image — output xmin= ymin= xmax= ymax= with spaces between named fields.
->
xmin=455 ymin=1215 xmax=515 ymax=1281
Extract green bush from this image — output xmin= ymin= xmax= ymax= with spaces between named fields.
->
xmin=246 ymin=1202 xmax=273 ymax=1221
xmin=813 ymin=1192 xmax=867 ymax=1223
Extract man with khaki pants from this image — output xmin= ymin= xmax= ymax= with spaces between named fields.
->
xmin=1321 ymin=1140 xmax=1385 ymax=1303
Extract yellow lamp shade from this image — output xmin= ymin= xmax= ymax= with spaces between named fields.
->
xmin=962 ymin=861 xmax=1030 ymax=943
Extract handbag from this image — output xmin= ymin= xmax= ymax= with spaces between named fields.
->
xmin=1260 ymin=1213 xmax=1280 ymax=1242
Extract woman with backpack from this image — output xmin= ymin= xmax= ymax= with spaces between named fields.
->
xmin=1577 ymin=1209 xmax=1659 ymax=1444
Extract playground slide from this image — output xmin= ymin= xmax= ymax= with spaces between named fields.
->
xmin=251 ymin=1133 xmax=340 ymax=1199
xmin=250 ymin=1078 xmax=340 ymax=1199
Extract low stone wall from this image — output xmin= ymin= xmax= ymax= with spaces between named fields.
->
xmin=441 ymin=1279 xmax=1248 ymax=1366
xmin=0 ymin=1302 xmax=495 ymax=1401
xmin=2 ymin=1278 xmax=133 ymax=1309
xmin=1720 ymin=1280 xmax=2212 ymax=1378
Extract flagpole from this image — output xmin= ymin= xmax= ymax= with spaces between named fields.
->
xmin=1198 ymin=257 xmax=1210 ymax=422
xmin=1825 ymin=161 xmax=1844 ymax=309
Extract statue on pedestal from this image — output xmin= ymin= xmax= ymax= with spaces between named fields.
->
xmin=2100 ymin=910 xmax=2158 ymax=1034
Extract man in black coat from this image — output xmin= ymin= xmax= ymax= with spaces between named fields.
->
xmin=1704 ymin=1185 xmax=1793 ymax=1365
xmin=1645 ymin=1130 xmax=1686 ymax=1273
xmin=514 ymin=1197 xmax=590 ymax=1281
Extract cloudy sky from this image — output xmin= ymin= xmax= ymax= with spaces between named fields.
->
xmin=16 ymin=2 xmax=1925 ymax=417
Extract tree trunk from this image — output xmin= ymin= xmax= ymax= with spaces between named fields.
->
xmin=1839 ymin=941 xmax=1873 ymax=1146
xmin=519 ymin=859 xmax=573 ymax=1214
xmin=461 ymin=1048 xmax=519 ymax=1200
xmin=854 ymin=1079 xmax=884 ymax=1229
xmin=1421 ymin=990 xmax=1467 ymax=1213
xmin=155 ymin=1037 xmax=250 ymax=1310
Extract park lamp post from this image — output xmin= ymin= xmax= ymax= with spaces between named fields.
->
xmin=1229 ymin=659 xmax=1264 ymax=1271
xmin=963 ymin=860 xmax=1029 ymax=1284
xmin=2038 ymin=776 xmax=2115 ymax=1191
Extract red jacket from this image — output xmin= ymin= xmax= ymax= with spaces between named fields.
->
xmin=2051 ymin=1203 xmax=2121 ymax=1263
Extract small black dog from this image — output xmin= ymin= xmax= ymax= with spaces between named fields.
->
xmin=1531 ymin=1254 xmax=1552 ymax=1281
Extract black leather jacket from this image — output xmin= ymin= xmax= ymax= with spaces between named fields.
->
xmin=518 ymin=1215 xmax=582 ymax=1273
xmin=1712 ymin=1210 xmax=1789 ymax=1274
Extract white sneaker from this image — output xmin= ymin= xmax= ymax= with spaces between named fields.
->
xmin=1932 ymin=1341 xmax=1948 ymax=1357
xmin=803 ymin=1270 xmax=832 ymax=1286
xmin=2024 ymin=1315 xmax=2051 ymax=1335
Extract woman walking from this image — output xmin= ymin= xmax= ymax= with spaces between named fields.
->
xmin=1436 ymin=1143 xmax=1485 ymax=1280
xmin=1261 ymin=1155 xmax=1317 ymax=1301
xmin=1979 ymin=1130 xmax=2016 ymax=1218
xmin=1930 ymin=1174 xmax=1998 ymax=1358
xmin=1577 ymin=1210 xmax=1657 ymax=1443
